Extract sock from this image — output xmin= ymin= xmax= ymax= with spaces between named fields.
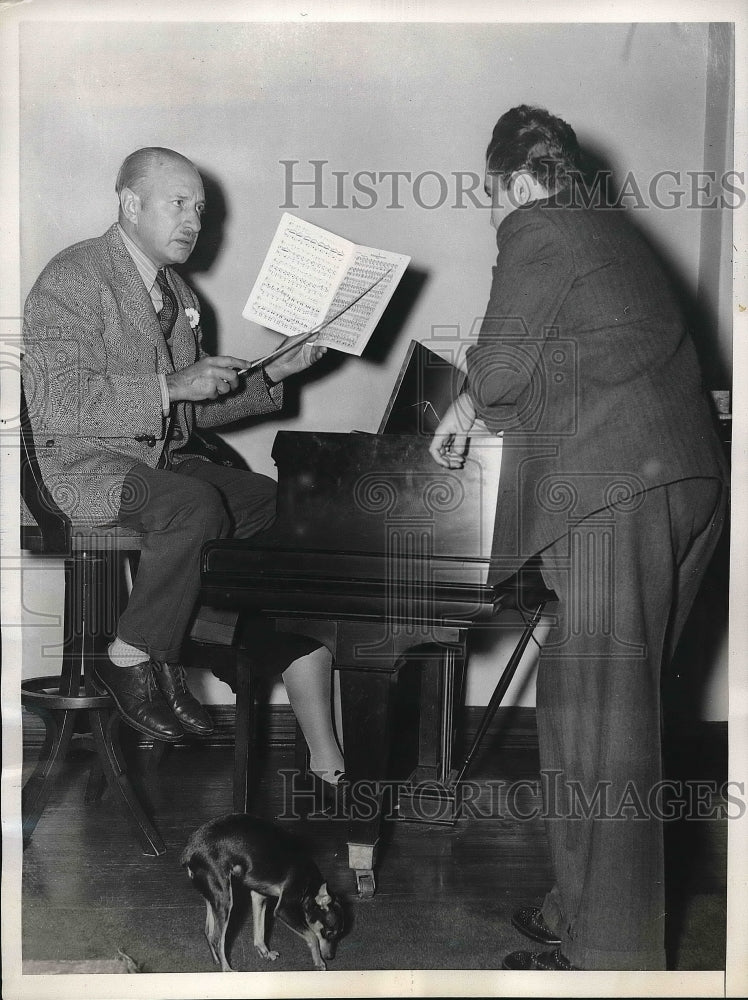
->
xmin=282 ymin=646 xmax=345 ymax=785
xmin=108 ymin=637 xmax=147 ymax=668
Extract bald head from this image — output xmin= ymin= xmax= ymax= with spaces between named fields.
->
xmin=115 ymin=147 xmax=200 ymax=199
xmin=116 ymin=147 xmax=205 ymax=267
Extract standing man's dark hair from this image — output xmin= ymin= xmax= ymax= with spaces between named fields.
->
xmin=486 ymin=104 xmax=581 ymax=192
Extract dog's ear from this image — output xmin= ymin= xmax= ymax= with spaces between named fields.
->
xmin=315 ymin=883 xmax=332 ymax=908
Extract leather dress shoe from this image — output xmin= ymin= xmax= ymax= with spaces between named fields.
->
xmin=152 ymin=661 xmax=214 ymax=735
xmin=502 ymin=948 xmax=580 ymax=971
xmin=511 ymin=906 xmax=562 ymax=946
xmin=94 ymin=658 xmax=183 ymax=742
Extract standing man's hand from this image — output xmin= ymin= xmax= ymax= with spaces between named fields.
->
xmin=165 ymin=355 xmax=251 ymax=402
xmin=429 ymin=393 xmax=487 ymax=468
xmin=264 ymin=338 xmax=327 ymax=383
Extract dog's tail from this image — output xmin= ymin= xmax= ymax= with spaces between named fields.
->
xmin=180 ymin=842 xmax=208 ymax=893
xmin=181 ymin=851 xmax=223 ymax=906
xmin=180 ymin=838 xmax=200 ymax=875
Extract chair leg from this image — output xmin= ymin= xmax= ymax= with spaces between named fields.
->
xmin=144 ymin=739 xmax=170 ymax=774
xmin=23 ymin=556 xmax=87 ymax=845
xmin=84 ymin=756 xmax=107 ymax=804
xmin=82 ymin=550 xmax=165 ymax=856
xmin=87 ymin=707 xmax=166 ymax=856
xmin=23 ymin=550 xmax=166 ymax=854
xmin=22 ymin=708 xmax=78 ymax=846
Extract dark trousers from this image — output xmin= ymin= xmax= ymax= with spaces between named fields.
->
xmin=115 ymin=458 xmax=277 ymax=661
xmin=536 ymin=477 xmax=726 ymax=970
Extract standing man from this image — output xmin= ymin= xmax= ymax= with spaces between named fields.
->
xmin=21 ymin=147 xmax=342 ymax=779
xmin=430 ymin=106 xmax=728 ymax=970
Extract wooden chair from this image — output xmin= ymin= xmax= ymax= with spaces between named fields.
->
xmin=19 ymin=384 xmax=165 ymax=856
xmin=19 ymin=383 xmax=271 ymax=851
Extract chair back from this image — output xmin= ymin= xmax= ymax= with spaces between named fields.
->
xmin=20 ymin=381 xmax=72 ymax=554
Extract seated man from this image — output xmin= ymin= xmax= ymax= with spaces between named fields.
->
xmin=22 ymin=146 xmax=344 ymax=786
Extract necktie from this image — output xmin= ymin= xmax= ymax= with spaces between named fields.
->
xmin=155 ymin=269 xmax=178 ymax=469
xmin=156 ymin=269 xmax=178 ymax=340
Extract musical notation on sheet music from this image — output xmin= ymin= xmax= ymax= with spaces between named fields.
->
xmin=242 ymin=214 xmax=410 ymax=356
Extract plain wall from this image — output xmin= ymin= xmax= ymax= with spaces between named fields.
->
xmin=17 ymin=21 xmax=730 ymax=715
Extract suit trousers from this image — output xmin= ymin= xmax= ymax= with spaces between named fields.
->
xmin=114 ymin=457 xmax=277 ymax=661
xmin=536 ymin=476 xmax=726 ymax=970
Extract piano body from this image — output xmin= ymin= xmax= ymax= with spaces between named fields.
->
xmin=200 ymin=343 xmax=509 ymax=897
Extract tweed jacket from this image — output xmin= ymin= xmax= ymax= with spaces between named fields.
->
xmin=466 ymin=196 xmax=728 ymax=581
xmin=22 ymin=223 xmax=281 ymax=524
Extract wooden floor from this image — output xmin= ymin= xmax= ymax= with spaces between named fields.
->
xmin=20 ymin=710 xmax=727 ymax=975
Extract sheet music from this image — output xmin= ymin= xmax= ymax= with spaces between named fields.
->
xmin=315 ymin=247 xmax=410 ymax=355
xmin=242 ymin=214 xmax=410 ymax=355
xmin=242 ymin=214 xmax=352 ymax=336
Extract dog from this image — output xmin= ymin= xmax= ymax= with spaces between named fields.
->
xmin=181 ymin=813 xmax=344 ymax=972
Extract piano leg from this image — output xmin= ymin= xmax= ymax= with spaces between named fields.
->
xmin=272 ymin=618 xmax=464 ymax=896
xmin=411 ymin=643 xmax=466 ymax=783
xmin=339 ymin=666 xmax=399 ymax=899
xmin=183 ymin=641 xmax=261 ymax=813
xmin=394 ymin=643 xmax=467 ymax=825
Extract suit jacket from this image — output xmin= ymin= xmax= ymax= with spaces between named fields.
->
xmin=22 ymin=223 xmax=281 ymax=524
xmin=466 ymin=197 xmax=728 ymax=581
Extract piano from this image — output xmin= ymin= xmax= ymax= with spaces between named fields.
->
xmin=200 ymin=342 xmax=541 ymax=898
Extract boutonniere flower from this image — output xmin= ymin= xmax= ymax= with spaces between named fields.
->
xmin=185 ymin=307 xmax=200 ymax=329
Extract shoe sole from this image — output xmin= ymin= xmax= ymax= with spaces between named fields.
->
xmin=511 ymin=913 xmax=562 ymax=947
xmin=165 ymin=704 xmax=215 ymax=736
xmin=177 ymin=720 xmax=215 ymax=736
xmin=92 ymin=674 xmax=183 ymax=743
